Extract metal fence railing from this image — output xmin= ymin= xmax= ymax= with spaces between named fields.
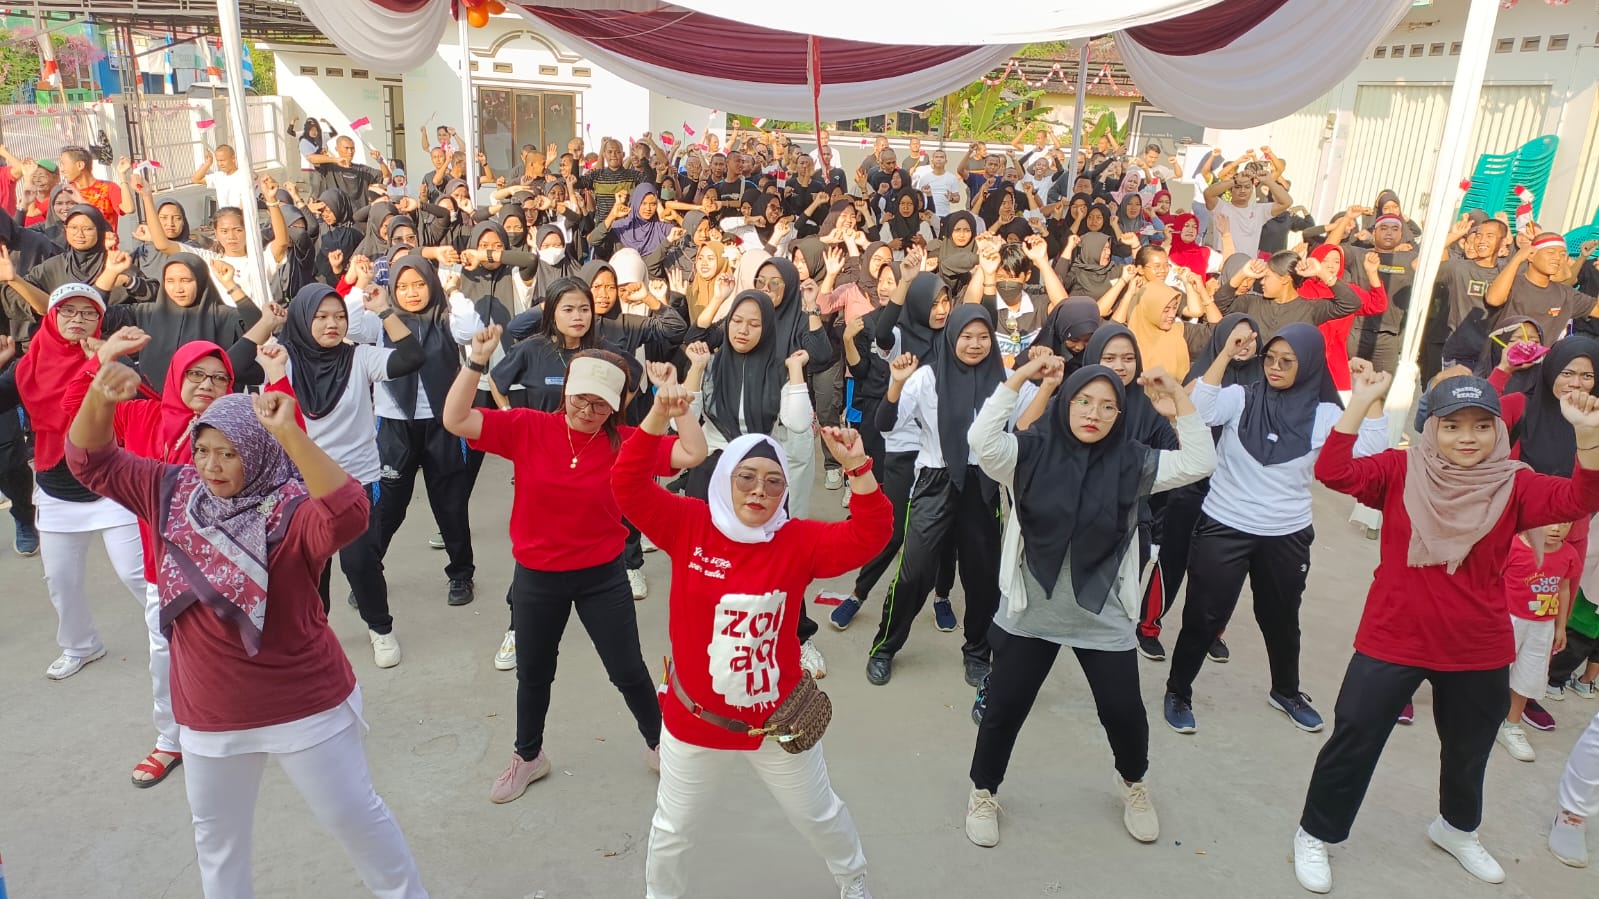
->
xmin=0 ymin=102 xmax=106 ymax=163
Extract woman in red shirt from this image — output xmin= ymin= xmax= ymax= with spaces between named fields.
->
xmin=613 ymin=400 xmax=891 ymax=899
xmin=66 ymin=373 xmax=428 ymax=899
xmin=441 ymin=325 xmax=707 ymax=805
xmin=1292 ymin=369 xmax=1599 ymax=895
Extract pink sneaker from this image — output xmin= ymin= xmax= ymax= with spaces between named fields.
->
xmin=490 ymin=750 xmax=550 ymax=804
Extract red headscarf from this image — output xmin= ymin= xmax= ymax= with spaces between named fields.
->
xmin=1299 ymin=243 xmax=1343 ymax=300
xmin=122 ymin=341 xmax=236 ymax=465
xmin=1151 ymin=190 xmax=1177 ymax=225
xmin=17 ymin=289 xmax=104 ymax=471
xmin=1166 ymin=213 xmax=1209 ymax=274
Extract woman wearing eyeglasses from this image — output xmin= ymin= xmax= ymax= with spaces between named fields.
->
xmin=961 ymin=353 xmax=1214 ymax=849
xmin=610 ymin=398 xmax=890 ymax=899
xmin=1161 ymin=323 xmax=1387 ymax=737
xmin=443 ymin=326 xmax=706 ymax=804
xmin=61 ymin=326 xmax=295 ymax=786
xmin=9 ymin=285 xmax=147 ymax=681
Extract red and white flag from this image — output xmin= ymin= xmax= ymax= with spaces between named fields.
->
xmin=682 ymin=122 xmax=696 ymax=136
xmin=752 ymin=117 xmax=767 ymax=129
xmin=350 ymin=116 xmax=373 ymax=131
xmin=196 ymin=119 xmax=216 ymax=130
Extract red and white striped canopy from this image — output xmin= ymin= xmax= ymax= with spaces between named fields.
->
xmin=297 ymin=0 xmax=1410 ymax=127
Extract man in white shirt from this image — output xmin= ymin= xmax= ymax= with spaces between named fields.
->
xmin=191 ymin=144 xmax=253 ymax=211
xmin=1202 ymin=156 xmax=1291 ymax=258
xmin=912 ymin=150 xmax=965 ymax=218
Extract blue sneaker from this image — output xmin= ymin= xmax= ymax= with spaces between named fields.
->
xmin=933 ymin=596 xmax=957 ymax=632
xmin=14 ymin=520 xmax=38 ymax=556
xmin=830 ymin=596 xmax=862 ymax=631
xmin=1164 ymin=692 xmax=1196 ymax=734
xmin=1268 ymin=690 xmax=1325 ymax=732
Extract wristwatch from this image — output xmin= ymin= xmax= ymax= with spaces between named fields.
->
xmin=465 ymin=359 xmax=489 ymax=374
xmin=377 ymin=308 xmax=394 ymax=320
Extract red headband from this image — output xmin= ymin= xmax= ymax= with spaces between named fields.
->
xmin=1531 ymin=232 xmax=1566 ymax=250
xmin=1374 ymin=214 xmax=1403 ymax=228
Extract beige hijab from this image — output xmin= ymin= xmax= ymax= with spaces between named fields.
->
xmin=1127 ymin=284 xmax=1190 ymax=377
xmin=1403 ymin=416 xmax=1526 ymax=572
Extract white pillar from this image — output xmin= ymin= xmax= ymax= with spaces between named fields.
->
xmin=1064 ymin=39 xmax=1091 ymax=183
xmin=458 ymin=14 xmax=478 ymax=198
xmin=215 ymin=0 xmax=271 ymax=303
xmin=1385 ymin=0 xmax=1502 ymax=443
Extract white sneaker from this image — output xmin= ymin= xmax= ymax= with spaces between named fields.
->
xmin=494 ymin=630 xmax=517 ymax=671
xmin=46 ymin=647 xmax=107 ymax=680
xmin=1496 ymin=721 xmax=1535 ymax=762
xmin=1293 ymin=827 xmax=1332 ymax=894
xmin=799 ymin=639 xmax=827 ymax=680
xmin=1549 ymin=810 xmax=1589 ymax=868
xmin=965 ymin=788 xmax=1001 ymax=847
xmin=825 ymin=468 xmax=844 ymax=490
xmin=428 ymin=532 xmax=445 ymax=550
xmin=839 ymin=873 xmax=872 ymax=899
xmin=628 ymin=568 xmax=648 ymax=600
xmin=369 ymin=630 xmax=401 ymax=668
xmin=1427 ymin=815 xmax=1506 ymax=884
xmin=1117 ymin=772 xmax=1159 ymax=843
xmin=1546 ymin=682 xmax=1566 ymax=701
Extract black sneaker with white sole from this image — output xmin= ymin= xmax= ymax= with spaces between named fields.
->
xmin=1137 ymin=634 xmax=1166 ymax=661
xmin=1207 ymin=638 xmax=1231 ymax=663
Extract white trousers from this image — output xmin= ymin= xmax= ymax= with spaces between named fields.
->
xmin=645 ymin=728 xmax=866 ymax=899
xmin=39 ymin=523 xmax=146 ymax=657
xmin=144 ymin=582 xmax=180 ymax=753
xmin=183 ymin=721 xmax=428 ymax=899
xmin=1558 ymin=708 xmax=1599 ymax=818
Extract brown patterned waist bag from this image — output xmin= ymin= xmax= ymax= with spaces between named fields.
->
xmin=667 ymin=660 xmax=832 ymax=754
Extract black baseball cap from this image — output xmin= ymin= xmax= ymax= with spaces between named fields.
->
xmin=1427 ymin=375 xmax=1501 ymax=419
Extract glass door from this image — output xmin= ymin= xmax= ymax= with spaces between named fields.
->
xmin=477 ymin=88 xmax=580 ymax=178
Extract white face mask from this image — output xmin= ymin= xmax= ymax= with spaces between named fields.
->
xmin=538 ymin=246 xmax=566 ymax=264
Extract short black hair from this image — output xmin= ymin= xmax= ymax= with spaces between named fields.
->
xmin=997 ymin=243 xmax=1033 ymax=278
xmin=1145 ymin=143 xmax=1163 ymax=154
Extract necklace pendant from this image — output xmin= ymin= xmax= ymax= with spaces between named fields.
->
xmin=570 ymin=456 xmax=578 ymax=468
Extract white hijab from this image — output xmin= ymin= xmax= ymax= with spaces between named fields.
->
xmin=709 ymin=434 xmax=791 ymax=544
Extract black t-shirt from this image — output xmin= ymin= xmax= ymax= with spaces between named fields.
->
xmin=490 ymin=338 xmax=579 ymax=411
xmin=1343 ymin=243 xmax=1418 ymax=334
xmin=316 ymin=163 xmax=382 ymax=208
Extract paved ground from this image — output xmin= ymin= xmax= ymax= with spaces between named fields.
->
xmin=2 ymin=455 xmax=1596 ymax=898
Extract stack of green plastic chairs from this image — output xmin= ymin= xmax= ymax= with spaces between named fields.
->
xmin=1459 ymin=135 xmax=1560 ymax=235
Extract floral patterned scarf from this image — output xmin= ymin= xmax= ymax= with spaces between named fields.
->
xmin=156 ymin=395 xmax=307 ymax=655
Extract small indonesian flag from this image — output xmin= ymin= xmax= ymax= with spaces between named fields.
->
xmin=752 ymin=117 xmax=767 ymax=128
xmin=659 ymin=133 xmax=675 ymax=146
xmin=196 ymin=119 xmax=216 ymax=130
xmin=1513 ymin=185 xmax=1536 ymax=235
xmin=40 ymin=59 xmax=61 ymax=89
xmin=350 ymin=116 xmax=373 ymax=131
xmin=682 ymin=122 xmax=696 ymax=136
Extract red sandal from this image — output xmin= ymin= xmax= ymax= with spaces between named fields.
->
xmin=132 ymin=750 xmax=182 ymax=789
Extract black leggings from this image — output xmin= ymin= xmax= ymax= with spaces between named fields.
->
xmin=971 ymin=625 xmax=1149 ymax=790
xmin=870 ymin=466 xmax=999 ymax=664
xmin=316 ymin=482 xmax=392 ymax=633
xmin=853 ymin=452 xmax=961 ymax=602
xmin=509 ymin=557 xmax=661 ymax=761
xmin=1167 ymin=514 xmax=1312 ymax=701
xmin=1301 ymin=653 xmax=1507 ymax=843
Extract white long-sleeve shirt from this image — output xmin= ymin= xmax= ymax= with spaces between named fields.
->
xmin=886 ymin=366 xmax=1037 ymax=475
xmin=347 ymin=287 xmax=481 ymax=421
xmin=1192 ymin=380 xmax=1388 ymax=536
xmin=970 ymin=383 xmax=1218 ymax=622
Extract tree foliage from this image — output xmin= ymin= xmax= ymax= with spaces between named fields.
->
xmin=926 ymin=81 xmax=1049 ymax=142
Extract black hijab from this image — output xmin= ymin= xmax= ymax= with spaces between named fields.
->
xmin=461 ymin=221 xmax=518 ymax=350
xmin=886 ymin=190 xmax=923 ymax=244
xmin=1185 ymin=312 xmax=1263 ymax=387
xmin=899 ymin=272 xmax=946 ymax=361
xmin=57 ymin=204 xmax=110 ymax=285
xmin=1012 ymin=364 xmax=1159 ymax=611
xmin=759 ymin=256 xmax=809 ymax=355
xmin=500 ymin=208 xmax=529 ymax=249
xmin=315 ymin=190 xmax=361 ymax=281
xmin=1515 ymin=335 xmax=1599 ymax=477
xmin=580 ymin=258 xmax=622 ymax=320
xmin=383 ymin=254 xmax=458 ymax=418
xmin=531 ymin=223 xmax=577 ymax=297
xmin=791 ymin=236 xmax=826 ymax=285
xmin=1235 ymin=322 xmax=1340 ymax=466
xmin=933 ymin=304 xmax=1005 ymax=491
xmin=1038 ymin=296 xmax=1101 ymax=366
xmin=127 ymin=253 xmax=242 ymax=389
xmin=1067 ymin=232 xmax=1117 ymax=299
xmin=938 ymin=211 xmax=980 ymax=282
xmin=704 ymin=290 xmax=783 ymax=439
xmin=156 ymin=199 xmax=192 ymax=243
xmin=1083 ymin=323 xmax=1176 ymax=449
xmin=283 ymin=283 xmax=356 ymax=420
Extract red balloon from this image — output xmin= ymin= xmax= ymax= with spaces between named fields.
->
xmin=487 ymin=0 xmax=505 ymax=13
xmin=467 ymin=5 xmax=489 ymax=26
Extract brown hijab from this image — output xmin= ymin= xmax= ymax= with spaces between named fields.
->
xmin=1403 ymin=416 xmax=1525 ymax=573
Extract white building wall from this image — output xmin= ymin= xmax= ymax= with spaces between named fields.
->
xmin=269 ymin=15 xmax=718 ymax=183
xmin=1204 ymin=2 xmax=1599 ymax=232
